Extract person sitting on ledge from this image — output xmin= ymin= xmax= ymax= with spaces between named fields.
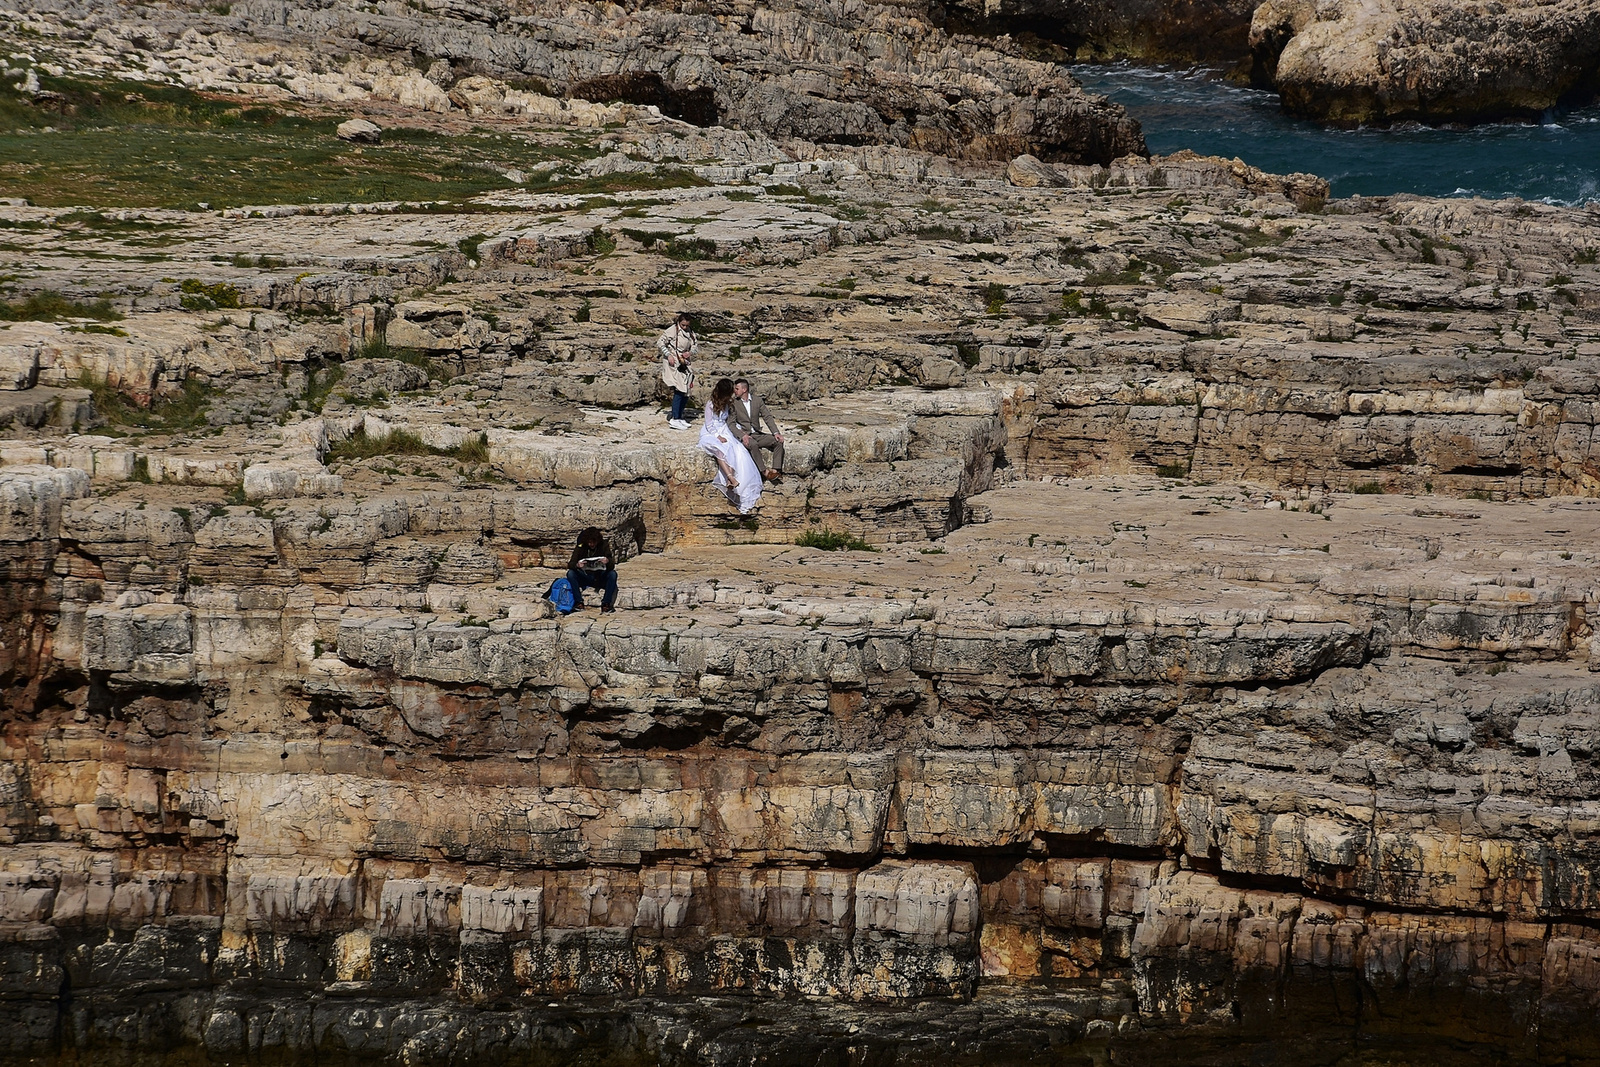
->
xmin=566 ymin=526 xmax=618 ymax=613
xmin=730 ymin=377 xmax=785 ymax=484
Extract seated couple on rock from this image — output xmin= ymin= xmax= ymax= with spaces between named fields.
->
xmin=699 ymin=377 xmax=785 ymax=516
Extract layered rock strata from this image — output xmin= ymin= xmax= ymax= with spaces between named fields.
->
xmin=15 ymin=0 xmax=1599 ymax=133
xmin=7 ymin=0 xmax=1146 ymax=164
xmin=3 ymin=32 xmax=1600 ymax=1066
xmin=7 ymin=473 xmax=1600 ymax=1062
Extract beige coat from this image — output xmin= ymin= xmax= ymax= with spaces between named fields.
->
xmin=657 ymin=324 xmax=698 ymax=392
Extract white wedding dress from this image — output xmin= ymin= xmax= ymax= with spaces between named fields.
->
xmin=698 ymin=401 xmax=763 ymax=514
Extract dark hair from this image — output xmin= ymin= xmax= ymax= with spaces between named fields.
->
xmin=675 ymin=311 xmax=692 ymax=324
xmin=577 ymin=526 xmax=603 ymax=544
xmin=733 ymin=377 xmax=749 ymax=389
xmin=710 ymin=378 xmax=734 ymax=417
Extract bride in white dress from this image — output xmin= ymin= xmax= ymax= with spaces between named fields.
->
xmin=698 ymin=377 xmax=763 ymax=514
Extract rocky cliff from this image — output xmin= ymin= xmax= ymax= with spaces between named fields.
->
xmin=943 ymin=0 xmax=1600 ymax=127
xmin=947 ymin=0 xmax=1262 ymax=71
xmin=1250 ymin=0 xmax=1600 ymax=125
xmin=18 ymin=0 xmax=1598 ymax=134
xmin=9 ymin=0 xmax=1146 ymax=164
xmin=4 ymin=4 xmax=1600 ymax=1062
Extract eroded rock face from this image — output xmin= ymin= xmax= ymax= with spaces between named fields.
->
xmin=949 ymin=0 xmax=1262 ymax=68
xmin=1251 ymin=0 xmax=1600 ymax=125
xmin=12 ymin=0 xmax=1146 ymax=164
xmin=2 ymin=10 xmax=1600 ymax=1060
xmin=7 ymin=474 xmax=1600 ymax=1061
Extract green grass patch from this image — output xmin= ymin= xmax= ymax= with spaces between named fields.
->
xmin=386 ymin=346 xmax=444 ymax=376
xmin=1350 ymin=482 xmax=1385 ymax=495
xmin=1062 ymin=290 xmax=1110 ymax=317
xmin=662 ymin=236 xmax=721 ymax=260
xmin=327 ymin=426 xmax=487 ymax=463
xmin=454 ymin=432 xmax=490 ymax=463
xmin=0 ymin=290 xmax=122 ymax=322
xmin=619 ymin=226 xmax=675 ymax=247
xmin=328 ymin=427 xmax=442 ymax=462
xmin=795 ymin=529 xmax=876 ymax=551
xmin=353 ymin=333 xmax=390 ymax=360
xmin=1219 ymin=221 xmax=1290 ymax=250
xmin=56 ymin=210 xmax=185 ymax=240
xmin=0 ymin=74 xmax=639 ymax=208
xmin=538 ymin=168 xmax=709 ymax=198
xmin=302 ymin=365 xmax=345 ymax=414
xmin=82 ymin=373 xmax=213 ymax=432
xmin=618 ymin=225 xmax=722 ymax=261
xmin=347 ymin=335 xmax=447 ymax=380
xmin=179 ymin=278 xmax=240 ymax=309
xmin=983 ymin=282 xmax=1006 ymax=314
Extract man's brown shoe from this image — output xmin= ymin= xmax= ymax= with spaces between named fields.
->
xmin=765 ymin=470 xmax=783 ymax=483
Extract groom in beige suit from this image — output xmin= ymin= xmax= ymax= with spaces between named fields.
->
xmin=730 ymin=378 xmax=785 ymax=483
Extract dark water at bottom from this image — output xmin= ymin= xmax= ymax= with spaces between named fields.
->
xmin=1070 ymin=63 xmax=1600 ymax=205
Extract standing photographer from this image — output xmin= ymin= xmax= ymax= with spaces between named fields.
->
xmin=657 ymin=311 xmax=697 ymax=430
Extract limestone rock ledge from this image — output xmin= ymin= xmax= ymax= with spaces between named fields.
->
xmin=6 ymin=471 xmax=1600 ymax=1062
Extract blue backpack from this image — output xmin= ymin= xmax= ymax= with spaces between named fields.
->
xmin=547 ymin=576 xmax=577 ymax=615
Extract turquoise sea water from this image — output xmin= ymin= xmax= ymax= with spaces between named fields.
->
xmin=1071 ymin=63 xmax=1600 ymax=205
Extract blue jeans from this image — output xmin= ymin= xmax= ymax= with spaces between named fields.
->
xmin=670 ymin=390 xmax=688 ymax=421
xmin=567 ymin=568 xmax=618 ymax=609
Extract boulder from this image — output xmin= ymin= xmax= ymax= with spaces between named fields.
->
xmin=339 ymin=358 xmax=430 ymax=401
xmin=1005 ymin=154 xmax=1061 ymax=188
xmin=370 ymin=72 xmax=453 ymax=113
xmin=335 ymin=118 xmax=382 ymax=144
xmin=447 ymin=75 xmax=509 ymax=113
